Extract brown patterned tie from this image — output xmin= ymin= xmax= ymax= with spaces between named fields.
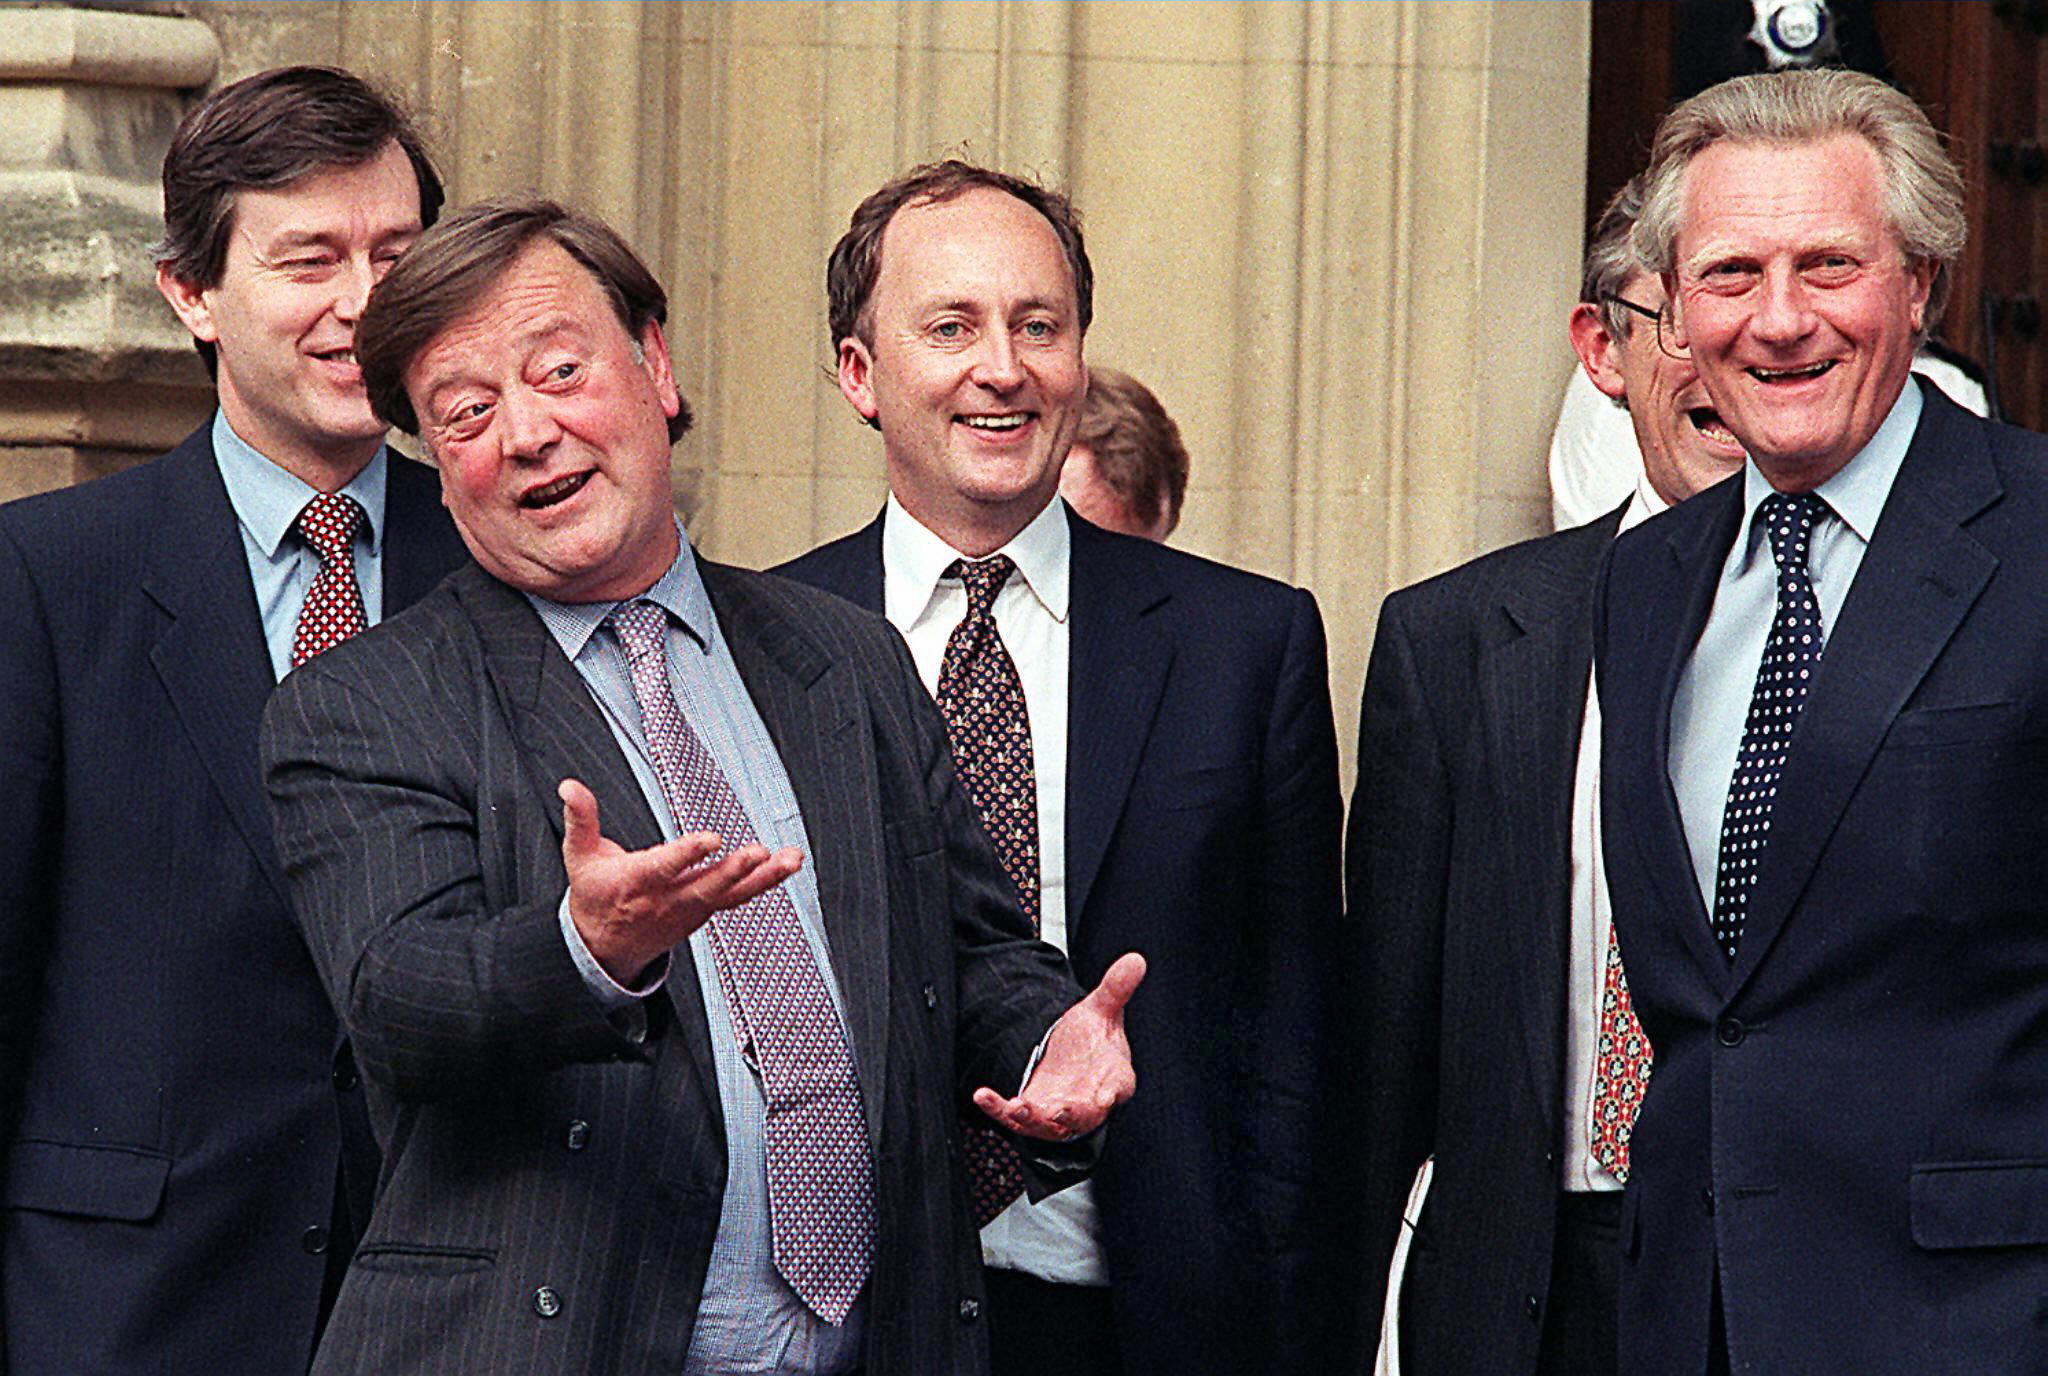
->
xmin=609 ymin=600 xmax=875 ymax=1322
xmin=291 ymin=492 xmax=369 ymax=666
xmin=1589 ymin=923 xmax=1651 ymax=1181
xmin=934 ymin=556 xmax=1039 ymax=1227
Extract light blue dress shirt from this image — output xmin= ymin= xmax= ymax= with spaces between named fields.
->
xmin=527 ymin=527 xmax=865 ymax=1376
xmin=210 ymin=410 xmax=388 ymax=682
xmin=1669 ymin=381 xmax=1922 ymax=910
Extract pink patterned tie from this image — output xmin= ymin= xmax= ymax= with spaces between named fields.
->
xmin=608 ymin=600 xmax=875 ymax=1323
xmin=1589 ymin=922 xmax=1651 ymax=1181
xmin=933 ymin=557 xmax=1037 ymax=1227
xmin=291 ymin=492 xmax=369 ymax=666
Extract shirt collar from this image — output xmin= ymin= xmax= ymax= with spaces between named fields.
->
xmin=881 ymin=492 xmax=1071 ymax=626
xmin=1618 ymin=470 xmax=1671 ymax=537
xmin=211 ymin=409 xmax=388 ymax=558
xmin=525 ymin=518 xmax=713 ymax=660
xmin=1734 ymin=379 xmax=1920 ymax=566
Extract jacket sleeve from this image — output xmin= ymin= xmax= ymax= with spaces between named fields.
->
xmin=260 ymin=655 xmax=639 ymax=1103
xmin=1346 ymin=589 xmax=1453 ymax=1361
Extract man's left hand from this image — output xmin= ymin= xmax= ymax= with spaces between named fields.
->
xmin=973 ymin=951 xmax=1146 ymax=1141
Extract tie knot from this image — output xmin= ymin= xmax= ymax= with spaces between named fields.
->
xmin=946 ymin=555 xmax=1017 ymax=616
xmin=296 ymin=492 xmax=365 ymax=564
xmin=1758 ymin=491 xmax=1827 ymax=574
xmin=608 ymin=599 xmax=669 ymax=663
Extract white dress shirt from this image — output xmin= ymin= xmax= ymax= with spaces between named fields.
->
xmin=880 ymin=494 xmax=1109 ymax=1287
xmin=1560 ymin=477 xmax=1666 ymax=1191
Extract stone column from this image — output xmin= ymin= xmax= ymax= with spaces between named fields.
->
xmin=0 ymin=4 xmax=219 ymax=502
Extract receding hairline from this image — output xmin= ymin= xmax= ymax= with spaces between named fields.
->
xmin=851 ymin=184 xmax=1082 ymax=343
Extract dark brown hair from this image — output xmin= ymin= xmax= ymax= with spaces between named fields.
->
xmin=155 ymin=66 xmax=444 ymax=373
xmin=356 ymin=197 xmax=692 ymax=443
xmin=1075 ymin=367 xmax=1189 ymax=536
xmin=826 ymin=159 xmax=1093 ymax=349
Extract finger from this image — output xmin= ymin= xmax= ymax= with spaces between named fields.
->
xmin=683 ymin=845 xmax=804 ymax=912
xmin=559 ymin=778 xmax=601 ymax=861
xmin=971 ymin=1086 xmax=1018 ymax=1125
xmin=1084 ymin=951 xmax=1148 ymax=1016
xmin=647 ymin=830 xmax=726 ymax=880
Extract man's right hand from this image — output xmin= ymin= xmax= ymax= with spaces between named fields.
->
xmin=560 ymin=777 xmax=803 ymax=983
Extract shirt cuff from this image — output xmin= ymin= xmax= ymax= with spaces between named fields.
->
xmin=558 ymin=890 xmax=669 ymax=1030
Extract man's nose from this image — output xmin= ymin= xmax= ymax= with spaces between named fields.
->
xmin=971 ymin=331 xmax=1025 ymax=390
xmin=333 ymin=255 xmax=378 ymax=324
xmin=1750 ymin=266 xmax=1817 ymax=345
xmin=499 ymin=389 xmax=562 ymax=460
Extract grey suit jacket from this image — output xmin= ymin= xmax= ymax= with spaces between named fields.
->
xmin=1349 ymin=505 xmax=1626 ymax=1374
xmin=260 ymin=557 xmax=1085 ymax=1375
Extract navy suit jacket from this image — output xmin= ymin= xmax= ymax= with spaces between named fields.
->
xmin=1596 ymin=381 xmax=2048 ymax=1374
xmin=776 ymin=507 xmax=1355 ymax=1376
xmin=0 ymin=425 xmax=466 ymax=1375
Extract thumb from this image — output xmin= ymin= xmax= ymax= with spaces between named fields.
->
xmin=559 ymin=778 xmax=601 ymax=861
xmin=1086 ymin=951 xmax=1147 ymax=1018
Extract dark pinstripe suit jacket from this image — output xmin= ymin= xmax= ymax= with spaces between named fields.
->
xmin=260 ymin=556 xmax=1085 ymax=1375
xmin=1347 ymin=505 xmax=1625 ymax=1373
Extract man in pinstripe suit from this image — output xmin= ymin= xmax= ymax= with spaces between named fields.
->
xmin=260 ymin=198 xmax=1142 ymax=1376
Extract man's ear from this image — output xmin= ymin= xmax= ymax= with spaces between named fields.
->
xmin=156 ymin=263 xmax=219 ymax=344
xmin=636 ymin=318 xmax=682 ymax=421
xmin=1568 ymin=302 xmax=1628 ymax=403
xmin=837 ymin=336 xmax=879 ymax=422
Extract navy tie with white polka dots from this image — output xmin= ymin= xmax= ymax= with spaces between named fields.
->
xmin=1711 ymin=491 xmax=1828 ymax=962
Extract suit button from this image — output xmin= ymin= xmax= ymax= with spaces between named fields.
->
xmin=332 ymin=1062 xmax=359 ymax=1092
xmin=958 ymin=1296 xmax=981 ymax=1323
xmin=533 ymin=1286 xmax=562 ymax=1318
xmin=1526 ymin=1293 xmax=1541 ymax=1323
xmin=301 ymin=1225 xmax=329 ymax=1255
xmin=923 ymin=983 xmax=939 ymax=1011
xmin=1544 ymin=1149 xmax=1557 ymax=1168
xmin=1716 ymin=1017 xmax=1745 ymax=1046
xmin=565 ymin=1120 xmax=589 ymax=1152
xmin=1701 ymin=1187 xmax=1716 ymax=1215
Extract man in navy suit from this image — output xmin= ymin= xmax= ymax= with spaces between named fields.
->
xmin=776 ymin=161 xmax=1353 ymax=1376
xmin=1598 ymin=68 xmax=2048 ymax=1374
xmin=0 ymin=67 xmax=467 ymax=1374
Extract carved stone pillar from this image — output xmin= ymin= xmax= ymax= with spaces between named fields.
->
xmin=0 ymin=5 xmax=219 ymax=501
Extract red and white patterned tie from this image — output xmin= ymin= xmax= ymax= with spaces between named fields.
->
xmin=291 ymin=492 xmax=369 ymax=666
xmin=1589 ymin=923 xmax=1651 ymax=1181
xmin=933 ymin=556 xmax=1038 ymax=1227
xmin=609 ymin=600 xmax=875 ymax=1324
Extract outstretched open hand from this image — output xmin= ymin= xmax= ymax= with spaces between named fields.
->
xmin=974 ymin=951 xmax=1146 ymax=1141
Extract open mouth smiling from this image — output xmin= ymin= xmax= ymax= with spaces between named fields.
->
xmin=1747 ymin=360 xmax=1836 ymax=384
xmin=519 ymin=471 xmax=592 ymax=509
xmin=958 ymin=413 xmax=1032 ymax=432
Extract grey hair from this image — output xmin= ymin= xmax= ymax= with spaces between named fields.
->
xmin=1583 ymin=173 xmax=1650 ymax=342
xmin=1633 ymin=68 xmax=1965 ymax=336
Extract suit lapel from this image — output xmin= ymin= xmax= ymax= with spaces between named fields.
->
xmin=1728 ymin=394 xmax=2001 ymax=992
xmin=456 ymin=566 xmax=723 ymax=1110
xmin=1064 ymin=519 xmax=1174 ymax=933
xmin=703 ymin=562 xmax=890 ymax=1142
xmin=1622 ymin=486 xmax=1747 ymax=994
xmin=381 ymin=455 xmax=465 ymax=612
xmin=141 ymin=434 xmax=291 ymax=906
xmin=1479 ymin=513 xmax=1616 ymax=1127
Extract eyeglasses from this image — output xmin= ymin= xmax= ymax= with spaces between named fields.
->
xmin=1602 ymin=293 xmax=1690 ymax=360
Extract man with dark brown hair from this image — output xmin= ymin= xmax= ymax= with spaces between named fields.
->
xmin=1057 ymin=367 xmax=1189 ymax=542
xmin=780 ymin=159 xmax=1352 ymax=1376
xmin=0 ymin=66 xmax=466 ymax=1374
xmin=266 ymin=196 xmax=1140 ymax=1376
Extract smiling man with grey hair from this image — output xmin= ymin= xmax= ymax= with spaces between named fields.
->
xmin=1597 ymin=67 xmax=2048 ymax=1376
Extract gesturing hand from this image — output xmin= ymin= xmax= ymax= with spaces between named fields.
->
xmin=973 ymin=951 xmax=1146 ymax=1141
xmin=560 ymin=777 xmax=803 ymax=983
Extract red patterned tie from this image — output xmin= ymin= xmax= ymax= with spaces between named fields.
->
xmin=609 ymin=600 xmax=875 ymax=1323
xmin=933 ymin=556 xmax=1038 ymax=1228
xmin=1589 ymin=922 xmax=1651 ymax=1181
xmin=291 ymin=492 xmax=370 ymax=666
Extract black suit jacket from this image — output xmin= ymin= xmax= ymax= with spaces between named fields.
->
xmin=776 ymin=508 xmax=1352 ymax=1376
xmin=1349 ymin=506 xmax=1626 ymax=1374
xmin=1597 ymin=381 xmax=2048 ymax=1374
xmin=260 ymin=558 xmax=1086 ymax=1375
xmin=0 ymin=424 xmax=465 ymax=1375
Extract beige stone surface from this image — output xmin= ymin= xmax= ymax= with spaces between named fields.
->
xmin=1 ymin=0 xmax=1591 ymax=787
